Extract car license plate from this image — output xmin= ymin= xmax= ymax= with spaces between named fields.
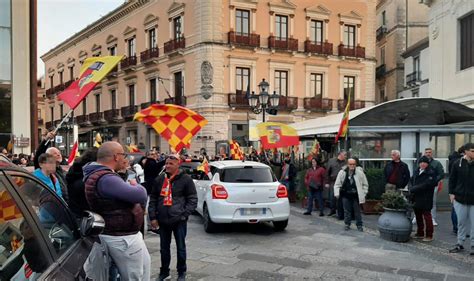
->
xmin=240 ymin=208 xmax=266 ymax=216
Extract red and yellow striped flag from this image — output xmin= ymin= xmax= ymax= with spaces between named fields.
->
xmin=335 ymin=96 xmax=351 ymax=143
xmin=256 ymin=122 xmax=300 ymax=149
xmin=67 ymin=140 xmax=79 ymax=165
xmin=229 ymin=140 xmax=244 ymax=160
xmin=134 ymin=104 xmax=208 ymax=153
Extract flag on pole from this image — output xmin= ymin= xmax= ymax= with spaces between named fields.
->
xmin=68 ymin=140 xmax=79 ymax=165
xmin=256 ymin=122 xmax=300 ymax=149
xmin=335 ymin=96 xmax=351 ymax=143
xmin=127 ymin=144 xmax=141 ymax=153
xmin=197 ymin=158 xmax=210 ymax=175
xmin=93 ymin=133 xmax=102 ymax=148
xmin=308 ymin=138 xmax=320 ymax=160
xmin=229 ymin=140 xmax=244 ymax=160
xmin=58 ymin=56 xmax=123 ymax=109
xmin=134 ymin=104 xmax=208 ymax=153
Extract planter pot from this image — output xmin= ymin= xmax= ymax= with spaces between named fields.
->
xmin=362 ymin=200 xmax=381 ymax=215
xmin=377 ymin=208 xmax=412 ymax=242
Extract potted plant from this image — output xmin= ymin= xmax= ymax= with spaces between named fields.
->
xmin=363 ymin=168 xmax=385 ymax=214
xmin=377 ymin=191 xmax=412 ymax=242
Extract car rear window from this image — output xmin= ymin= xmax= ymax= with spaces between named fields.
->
xmin=220 ymin=166 xmax=276 ymax=183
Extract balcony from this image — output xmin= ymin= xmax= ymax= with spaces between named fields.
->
xmin=120 ymin=56 xmax=137 ymax=71
xmin=303 ymin=97 xmax=333 ymax=112
xmin=164 ymin=96 xmax=187 ymax=107
xmin=140 ymin=47 xmax=159 ymax=64
xmin=140 ymin=101 xmax=154 ymax=109
xmin=406 ymin=71 xmax=421 ymax=86
xmin=338 ymin=44 xmax=366 ymax=58
xmin=89 ymin=112 xmax=106 ymax=125
xmin=76 ymin=114 xmax=91 ymax=127
xmin=107 ymin=66 xmax=119 ymax=78
xmin=164 ymin=37 xmax=186 ymax=54
xmin=376 ymin=64 xmax=386 ymax=79
xmin=64 ymin=80 xmax=74 ymax=88
xmin=46 ymin=88 xmax=54 ymax=99
xmin=38 ymin=118 xmax=44 ymax=126
xmin=268 ymin=36 xmax=298 ymax=52
xmin=228 ymin=91 xmax=250 ymax=108
xmin=121 ymin=105 xmax=139 ymax=120
xmin=337 ymin=99 xmax=366 ymax=111
xmin=376 ymin=26 xmax=388 ymax=41
xmin=104 ymin=109 xmax=121 ymax=122
xmin=277 ymin=96 xmax=298 ymax=111
xmin=228 ymin=31 xmax=260 ymax=48
xmin=304 ymin=41 xmax=333 ymax=55
xmin=45 ymin=121 xmax=53 ymax=129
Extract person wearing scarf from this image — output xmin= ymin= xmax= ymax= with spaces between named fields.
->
xmin=149 ymin=153 xmax=198 ymax=281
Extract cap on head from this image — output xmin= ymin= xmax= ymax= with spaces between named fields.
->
xmin=419 ymin=156 xmax=430 ymax=164
xmin=167 ymin=152 xmax=180 ymax=160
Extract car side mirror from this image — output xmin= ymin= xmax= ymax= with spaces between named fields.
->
xmin=80 ymin=211 xmax=105 ymax=237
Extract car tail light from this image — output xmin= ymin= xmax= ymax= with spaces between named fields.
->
xmin=211 ymin=184 xmax=228 ymax=199
xmin=277 ymin=184 xmax=288 ymax=198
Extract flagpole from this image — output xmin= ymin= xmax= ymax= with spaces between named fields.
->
xmin=45 ymin=109 xmax=73 ymax=145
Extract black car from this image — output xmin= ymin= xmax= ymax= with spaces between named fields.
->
xmin=0 ymin=158 xmax=103 ymax=280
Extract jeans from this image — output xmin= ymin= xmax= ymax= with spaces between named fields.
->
xmin=100 ymin=232 xmax=151 ymax=281
xmin=307 ymin=189 xmax=324 ymax=214
xmin=337 ymin=196 xmax=345 ymax=220
xmin=342 ymin=196 xmax=362 ymax=227
xmin=453 ymin=200 xmax=474 ymax=246
xmin=414 ymin=208 xmax=433 ymax=238
xmin=452 ymin=206 xmax=458 ymax=232
xmin=160 ymin=220 xmax=188 ymax=274
xmin=328 ymin=183 xmax=336 ymax=211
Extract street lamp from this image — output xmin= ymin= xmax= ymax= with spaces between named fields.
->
xmin=248 ymin=79 xmax=280 ymax=122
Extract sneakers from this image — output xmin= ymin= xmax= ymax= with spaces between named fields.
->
xmin=422 ymin=237 xmax=433 ymax=242
xmin=303 ymin=211 xmax=311 ymax=215
xmin=177 ymin=272 xmax=186 ymax=281
xmin=412 ymin=217 xmax=416 ymax=224
xmin=344 ymin=225 xmax=350 ymax=231
xmin=319 ymin=213 xmax=325 ymax=217
xmin=357 ymin=226 xmax=363 ymax=232
xmin=328 ymin=210 xmax=336 ymax=216
xmin=157 ymin=273 xmax=171 ymax=281
xmin=449 ymin=244 xmax=464 ymax=253
xmin=432 ymin=220 xmax=438 ymax=226
xmin=413 ymin=234 xmax=424 ymax=239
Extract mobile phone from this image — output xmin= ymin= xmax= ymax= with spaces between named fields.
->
xmin=127 ymin=171 xmax=137 ymax=181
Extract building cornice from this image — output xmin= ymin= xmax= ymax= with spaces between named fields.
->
xmin=41 ymin=0 xmax=150 ymax=62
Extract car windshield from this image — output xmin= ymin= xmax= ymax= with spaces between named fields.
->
xmin=220 ymin=166 xmax=276 ymax=183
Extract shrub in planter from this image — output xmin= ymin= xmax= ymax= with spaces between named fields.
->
xmin=363 ymin=168 xmax=385 ymax=214
xmin=377 ymin=191 xmax=412 ymax=242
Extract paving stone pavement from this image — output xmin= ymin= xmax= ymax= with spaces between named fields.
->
xmin=144 ymin=207 xmax=474 ymax=281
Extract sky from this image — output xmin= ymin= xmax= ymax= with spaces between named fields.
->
xmin=37 ymin=0 xmax=125 ymax=78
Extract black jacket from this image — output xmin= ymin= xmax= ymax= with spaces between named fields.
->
xmin=384 ymin=160 xmax=411 ymax=189
xmin=409 ymin=167 xmax=437 ymax=210
xmin=65 ymin=161 xmax=89 ymax=218
xmin=449 ymin=157 xmax=474 ymax=205
xmin=149 ymin=170 xmax=197 ymax=225
xmin=144 ymin=158 xmax=165 ymax=193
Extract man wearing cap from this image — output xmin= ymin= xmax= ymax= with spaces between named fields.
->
xmin=149 ymin=153 xmax=198 ymax=281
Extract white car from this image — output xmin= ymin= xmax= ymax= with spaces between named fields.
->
xmin=192 ymin=160 xmax=290 ymax=233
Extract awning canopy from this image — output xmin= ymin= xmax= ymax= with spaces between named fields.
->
xmin=294 ymin=98 xmax=474 ymax=137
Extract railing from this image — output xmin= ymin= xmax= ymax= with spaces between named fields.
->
xmin=64 ymin=80 xmax=74 ymax=88
xmin=268 ymin=36 xmax=298 ymax=52
xmin=46 ymin=88 xmax=54 ymax=99
xmin=107 ymin=66 xmax=119 ymax=78
xmin=376 ymin=26 xmax=388 ymax=41
xmin=104 ymin=109 xmax=121 ymax=121
xmin=376 ymin=64 xmax=386 ymax=79
xmin=278 ymin=96 xmax=298 ymax=111
xmin=164 ymin=96 xmax=187 ymax=106
xmin=228 ymin=92 xmax=250 ymax=108
xmin=76 ymin=114 xmax=91 ymax=126
xmin=303 ymin=97 xmax=333 ymax=111
xmin=121 ymin=105 xmax=139 ymax=119
xmin=120 ymin=56 xmax=137 ymax=70
xmin=337 ymin=100 xmax=366 ymax=111
xmin=406 ymin=71 xmax=420 ymax=85
xmin=140 ymin=102 xmax=154 ymax=109
xmin=53 ymin=84 xmax=65 ymax=94
xmin=140 ymin=47 xmax=159 ymax=63
xmin=228 ymin=31 xmax=260 ymax=48
xmin=338 ymin=44 xmax=366 ymax=58
xmin=304 ymin=41 xmax=333 ymax=55
xmin=89 ymin=112 xmax=105 ymax=124
xmin=164 ymin=37 xmax=186 ymax=54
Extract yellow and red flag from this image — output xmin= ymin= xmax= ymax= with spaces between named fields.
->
xmin=134 ymin=104 xmax=208 ymax=153
xmin=229 ymin=140 xmax=244 ymax=160
xmin=197 ymin=158 xmax=210 ymax=175
xmin=0 ymin=191 xmax=22 ymax=222
xmin=256 ymin=122 xmax=300 ymax=149
xmin=335 ymin=96 xmax=351 ymax=143
xmin=58 ymin=56 xmax=123 ymax=109
xmin=308 ymin=139 xmax=320 ymax=160
xmin=67 ymin=140 xmax=79 ymax=165
xmin=127 ymin=144 xmax=141 ymax=153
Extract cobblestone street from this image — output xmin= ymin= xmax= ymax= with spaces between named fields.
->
xmin=145 ymin=208 xmax=474 ymax=280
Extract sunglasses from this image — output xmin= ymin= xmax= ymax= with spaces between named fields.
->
xmin=167 ymin=156 xmax=179 ymax=160
xmin=115 ymin=153 xmax=128 ymax=157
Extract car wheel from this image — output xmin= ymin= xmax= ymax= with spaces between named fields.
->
xmin=203 ymin=204 xmax=218 ymax=233
xmin=273 ymin=220 xmax=288 ymax=231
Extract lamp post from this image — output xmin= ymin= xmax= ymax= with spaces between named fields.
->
xmin=248 ymin=79 xmax=280 ymax=122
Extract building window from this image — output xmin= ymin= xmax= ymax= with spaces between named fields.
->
xmin=110 ymin=89 xmax=116 ymax=110
xmin=68 ymin=66 xmax=74 ymax=81
xmin=343 ymin=76 xmax=355 ymax=101
xmin=109 ymin=45 xmax=116 ymax=56
xmin=274 ymin=70 xmax=288 ymax=96
xmin=148 ymin=28 xmax=156 ymax=49
xmin=310 ymin=20 xmax=323 ymax=43
xmin=413 ymin=55 xmax=420 ymax=80
xmin=92 ymin=52 xmax=101 ymax=57
xmin=59 ymin=71 xmax=63 ymax=85
xmin=412 ymin=89 xmax=419 ymax=98
xmin=174 ymin=72 xmax=183 ymax=98
xmin=310 ymin=73 xmax=323 ymax=97
xmin=49 ymin=75 xmax=54 ymax=89
xmin=460 ymin=13 xmax=473 ymax=70
xmin=82 ymin=99 xmax=87 ymax=115
xmin=275 ymin=15 xmax=288 ymax=41
xmin=50 ymin=107 xmax=54 ymax=122
xmin=382 ymin=11 xmax=386 ymax=26
xmin=344 ymin=24 xmax=356 ymax=48
xmin=127 ymin=37 xmax=136 ymax=57
xmin=236 ymin=9 xmax=250 ymax=36
xmin=174 ymin=16 xmax=182 ymax=39
xmin=236 ymin=67 xmax=250 ymax=94
xmin=95 ymin=94 xmax=100 ymax=113
xmin=381 ymin=47 xmax=385 ymax=65
xmin=128 ymin=84 xmax=135 ymax=106
xmin=379 ymin=88 xmax=385 ymax=102
xmin=59 ymin=104 xmax=63 ymax=119
xmin=150 ymin=78 xmax=157 ymax=102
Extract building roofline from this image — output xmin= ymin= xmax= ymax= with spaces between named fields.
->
xmin=401 ymin=37 xmax=429 ymax=58
xmin=41 ymin=0 xmax=150 ymax=62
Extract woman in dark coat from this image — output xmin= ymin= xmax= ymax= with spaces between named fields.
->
xmin=409 ymin=156 xmax=438 ymax=242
